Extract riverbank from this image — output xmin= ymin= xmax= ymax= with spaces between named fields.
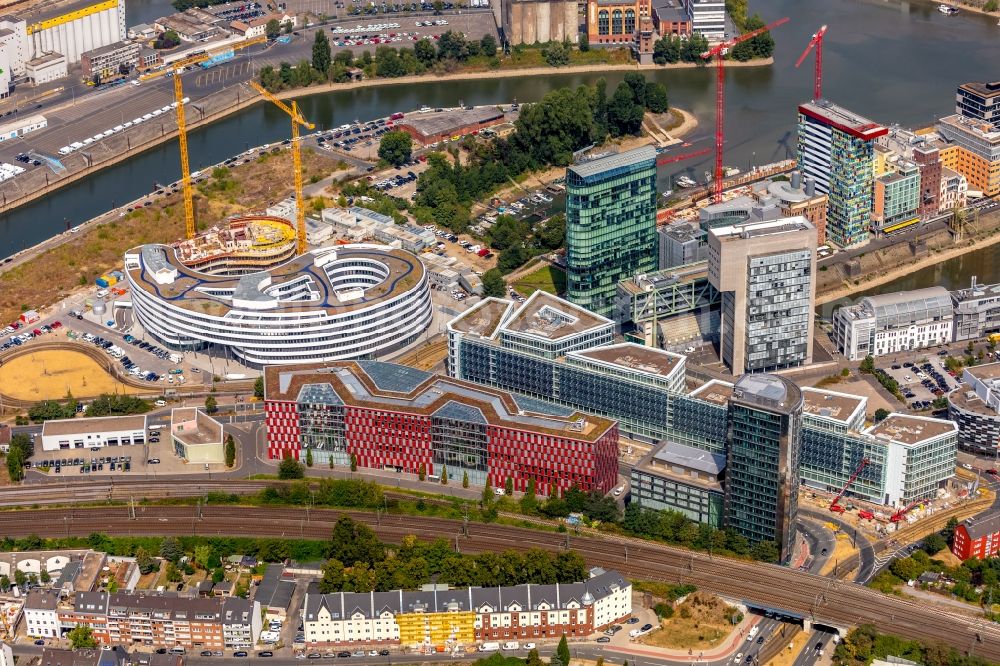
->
xmin=0 ymin=57 xmax=768 ymax=221
xmin=934 ymin=0 xmax=999 ymax=19
xmin=816 ymin=211 xmax=1000 ymax=306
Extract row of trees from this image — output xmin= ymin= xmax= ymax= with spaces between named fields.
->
xmin=835 ymin=624 xmax=993 ymax=666
xmin=318 ymin=517 xmax=588 ymax=593
xmin=27 ymin=392 xmax=149 ymax=423
xmin=652 ymin=33 xmax=710 ymax=65
xmin=260 ymin=30 xmax=499 ymax=92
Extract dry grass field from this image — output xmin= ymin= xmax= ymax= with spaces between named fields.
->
xmin=0 ymin=349 xmax=139 ymax=400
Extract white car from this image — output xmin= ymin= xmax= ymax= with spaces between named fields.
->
xmin=733 ymin=654 xmax=743 ymax=663
xmin=154 ymin=400 xmax=166 ymax=407
xmin=494 ymin=487 xmax=505 ymax=496
xmin=613 ymin=486 xmax=624 ymax=497
xmin=684 ymin=346 xmax=696 ymax=354
xmin=523 ymin=644 xmax=536 ymax=651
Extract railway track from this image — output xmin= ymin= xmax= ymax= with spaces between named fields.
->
xmin=1 ymin=505 xmax=997 ymax=659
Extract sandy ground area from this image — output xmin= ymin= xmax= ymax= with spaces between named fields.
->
xmin=0 ymin=349 xmax=138 ymax=400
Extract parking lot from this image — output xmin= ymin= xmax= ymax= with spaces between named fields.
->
xmin=26 ymin=431 xmax=221 ymax=478
xmin=880 ymin=354 xmax=961 ymax=411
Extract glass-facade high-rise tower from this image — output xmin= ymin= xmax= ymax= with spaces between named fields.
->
xmin=724 ymin=374 xmax=803 ymax=563
xmin=797 ymin=100 xmax=888 ymax=248
xmin=566 ymin=146 xmax=658 ymax=316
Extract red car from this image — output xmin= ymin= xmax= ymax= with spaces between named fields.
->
xmin=32 ymin=328 xmax=43 ymax=336
xmin=50 ymin=321 xmax=62 ymax=329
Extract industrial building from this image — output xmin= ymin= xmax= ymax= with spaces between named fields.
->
xmin=951 ymin=514 xmax=1000 ymax=561
xmin=447 ymin=291 xmax=689 ymax=443
xmin=302 ymin=569 xmax=631 ymax=647
xmin=40 ymin=415 xmax=147 ymax=451
xmin=264 ymin=360 xmax=620 ymax=497
xmin=707 ymin=216 xmax=817 ymax=374
xmin=831 ymin=287 xmax=954 ymax=361
xmin=935 ymin=113 xmax=1000 ymax=197
xmin=956 ymin=81 xmax=1000 ymax=128
xmin=797 ymin=100 xmax=888 ymax=247
xmin=586 ymin=0 xmax=648 ymax=47
xmin=503 ymin=0 xmax=578 ymax=45
xmin=566 ymin=147 xmax=658 ymax=316
xmin=0 ymin=114 xmax=47 ymax=142
xmin=630 ymin=440 xmax=725 ymax=527
xmin=124 ymin=243 xmax=433 ymax=367
xmin=170 ymin=408 xmax=224 ymax=464
xmin=22 ymin=0 xmax=126 ymax=66
xmin=952 ymin=279 xmax=1000 ymax=342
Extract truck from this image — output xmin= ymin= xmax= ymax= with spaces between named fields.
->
xmin=746 ymin=626 xmax=759 ymax=642
xmin=169 ymin=353 xmax=182 ymax=363
xmin=479 ymin=643 xmax=501 ymax=653
xmin=989 ymin=333 xmax=1000 ymax=345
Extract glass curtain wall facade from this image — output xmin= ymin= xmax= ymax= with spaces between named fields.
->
xmin=724 ymin=375 xmax=802 ymax=562
xmin=566 ymin=147 xmax=658 ymax=316
xmin=826 ymin=130 xmax=875 ymax=247
xmin=744 ymin=249 xmax=814 ymax=371
xmin=298 ymin=384 xmax=349 ymax=466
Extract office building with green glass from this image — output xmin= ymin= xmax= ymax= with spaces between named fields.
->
xmin=566 ymin=146 xmax=658 ymax=316
xmin=724 ymin=374 xmax=803 ymax=563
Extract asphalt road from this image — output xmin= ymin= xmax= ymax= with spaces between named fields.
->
xmin=797 ymin=509 xmax=875 ymax=583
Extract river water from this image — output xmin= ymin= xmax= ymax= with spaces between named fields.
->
xmin=3 ymin=0 xmax=1000 ymax=274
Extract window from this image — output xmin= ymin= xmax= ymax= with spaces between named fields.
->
xmin=625 ymin=9 xmax=635 ymax=33
xmin=611 ymin=10 xmax=623 ymax=34
xmin=598 ymin=10 xmax=609 ymax=35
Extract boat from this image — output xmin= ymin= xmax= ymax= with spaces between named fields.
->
xmin=723 ymin=166 xmax=741 ymax=177
xmin=938 ymin=4 xmax=958 ymax=14
xmin=675 ymin=176 xmax=697 ymax=188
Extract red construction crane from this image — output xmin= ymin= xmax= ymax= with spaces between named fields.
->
xmin=829 ymin=458 xmax=870 ymax=513
xmin=656 ymin=146 xmax=712 ymax=166
xmin=701 ymin=16 xmax=789 ymax=204
xmin=890 ymin=498 xmax=927 ymax=523
xmin=795 ymin=24 xmax=829 ymax=102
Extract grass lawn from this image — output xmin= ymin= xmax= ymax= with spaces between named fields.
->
xmin=513 ymin=265 xmax=566 ymax=297
xmin=640 ymin=592 xmax=740 ymax=651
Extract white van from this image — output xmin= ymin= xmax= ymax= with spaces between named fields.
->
xmin=502 ymin=642 xmax=519 ymax=651
xmin=479 ymin=643 xmax=500 ymax=653
xmin=629 ymin=629 xmax=642 ymax=639
xmin=59 ymin=146 xmax=72 ymax=155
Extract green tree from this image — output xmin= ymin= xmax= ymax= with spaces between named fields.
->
xmin=375 ymin=46 xmax=408 ymax=77
xmin=942 ymin=516 xmax=959 ymax=543
xmin=482 ymin=268 xmax=506 ymax=297
xmin=644 ymin=82 xmax=669 ymax=113
xmin=542 ymin=40 xmax=570 ymax=67
xmin=986 ymin=0 xmax=999 ymax=11
xmin=414 ymin=38 xmax=437 ymax=65
xmin=520 ymin=477 xmax=538 ymax=514
xmin=463 ymin=470 xmax=470 ymax=489
xmin=378 ymin=130 xmax=413 ymax=166
xmin=505 ymin=477 xmax=514 ymax=496
xmin=607 ymin=82 xmax=644 ymax=137
xmin=578 ymin=32 xmax=589 ymax=52
xmin=437 ymin=31 xmax=469 ymax=61
xmin=922 ymin=533 xmax=947 ymax=555
xmin=159 ymin=536 xmax=183 ymax=563
xmin=265 ymin=18 xmax=281 ymax=40
xmin=0 ymin=575 xmax=9 ymax=592
xmin=278 ymin=454 xmax=305 ymax=480
xmin=68 ymin=626 xmax=98 ymax=649
xmin=14 ymin=570 xmax=26 ymax=587
xmin=305 ymin=448 xmax=314 ymax=468
xmin=40 ymin=568 xmax=50 ymax=583
xmin=419 ymin=463 xmax=427 ymax=481
xmin=312 ymin=29 xmax=332 ymax=75
xmin=282 ymin=20 xmax=293 ymax=34
xmin=750 ymin=540 xmax=779 ymax=563
xmin=860 ymin=355 xmax=876 ymax=374
xmin=653 ymin=35 xmax=681 ymax=64
xmin=194 ymin=545 xmax=212 ymax=568
xmin=556 ymin=634 xmax=571 ymax=666
xmin=480 ymin=34 xmax=498 ymax=55
xmin=224 ymin=434 xmax=236 ymax=468
xmin=254 ymin=376 xmax=265 ymax=399
xmin=204 ymin=394 xmax=218 ymax=414
xmin=319 ymin=558 xmax=345 ymax=592
xmin=135 ymin=547 xmax=157 ymax=575
xmin=350 ymin=453 xmax=358 ymax=472
xmin=329 ymin=516 xmax=385 ymax=566
xmin=165 ymin=561 xmax=182 ymax=582
xmin=874 ymin=408 xmax=890 ymax=422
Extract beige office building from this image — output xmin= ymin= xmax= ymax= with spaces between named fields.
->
xmin=707 ymin=217 xmax=817 ymax=374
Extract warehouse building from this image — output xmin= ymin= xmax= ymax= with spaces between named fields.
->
xmin=80 ymin=39 xmax=139 ymax=80
xmin=832 ymin=287 xmax=954 ymax=361
xmin=40 ymin=415 xmax=147 ymax=451
xmin=264 ymin=360 xmax=620 ymax=497
xmin=397 ymin=107 xmax=509 ymax=146
xmin=503 ymin=0 xmax=578 ymax=45
xmin=302 ymin=569 xmax=631 ymax=647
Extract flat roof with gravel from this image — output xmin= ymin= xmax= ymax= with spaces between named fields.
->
xmin=42 ymin=415 xmax=148 ymax=437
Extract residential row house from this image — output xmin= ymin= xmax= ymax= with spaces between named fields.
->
xmin=54 ymin=592 xmax=261 ymax=650
xmin=301 ymin=569 xmax=632 ymax=648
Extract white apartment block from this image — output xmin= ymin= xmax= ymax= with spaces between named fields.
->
xmin=685 ymin=0 xmax=726 ymax=40
xmin=833 ymin=287 xmax=954 ymax=361
xmin=23 ymin=591 xmax=61 ymax=638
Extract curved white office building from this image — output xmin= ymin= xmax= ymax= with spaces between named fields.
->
xmin=124 ymin=243 xmax=433 ymax=366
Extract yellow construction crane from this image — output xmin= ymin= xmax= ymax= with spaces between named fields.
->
xmin=139 ymin=36 xmax=267 ymax=81
xmin=248 ymin=80 xmax=314 ymax=255
xmin=174 ymin=69 xmax=196 ymax=239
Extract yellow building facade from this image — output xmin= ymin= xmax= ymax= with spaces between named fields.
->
xmin=396 ymin=611 xmax=475 ymax=647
